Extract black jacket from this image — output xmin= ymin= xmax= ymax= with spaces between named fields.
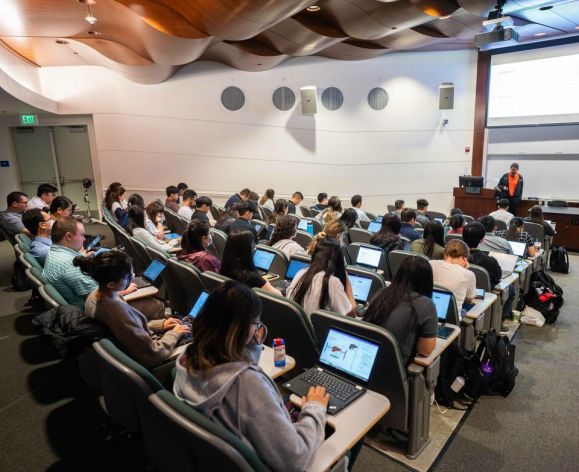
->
xmin=497 ymin=173 xmax=524 ymax=200
xmin=469 ymin=250 xmax=502 ymax=287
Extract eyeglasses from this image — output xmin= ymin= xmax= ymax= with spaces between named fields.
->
xmin=252 ymin=321 xmax=264 ymax=330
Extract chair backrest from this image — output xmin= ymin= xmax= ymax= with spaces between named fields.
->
xmin=145 ymin=390 xmax=266 ymax=472
xmin=387 ymin=204 xmax=395 ymax=213
xmin=359 ymin=220 xmax=370 ymax=230
xmin=349 ymin=227 xmax=373 ymax=245
xmin=167 ymin=259 xmax=205 ymax=314
xmin=548 ymin=200 xmax=568 ymax=207
xmin=301 ymin=217 xmax=323 ymax=235
xmin=462 ymin=215 xmax=475 ymax=223
xmin=346 ymin=265 xmax=386 ymax=303
xmin=293 ymin=230 xmax=313 ymax=250
xmin=39 ymin=284 xmax=68 ymax=308
xmin=310 ymin=310 xmax=409 ymax=432
xmin=130 ymin=237 xmax=154 ymax=270
xmin=116 ymin=229 xmax=147 ymax=274
xmin=106 ymin=219 xmax=126 ymax=247
xmin=23 ymin=252 xmax=43 ymax=270
xmin=388 ymin=250 xmax=430 ymax=279
xmin=365 ymin=211 xmax=376 ymax=221
xmin=15 ymin=233 xmax=31 ymax=251
xmin=347 ymin=243 xmax=389 ymax=277
xmin=145 ymin=246 xmax=189 ymax=313
xmin=93 ymin=339 xmax=163 ymax=433
xmin=254 ymin=244 xmax=288 ymax=278
xmin=209 ymin=205 xmax=222 ymax=221
xmin=494 ymin=219 xmax=507 ymax=231
xmin=299 ymin=206 xmax=312 ymax=217
xmin=309 ymin=208 xmax=320 ymax=217
xmin=25 ymin=267 xmax=46 ymax=287
xmin=425 ymin=210 xmax=446 ymax=221
xmin=163 ymin=208 xmax=189 ymax=235
xmin=444 ymin=233 xmax=463 ymax=243
xmin=200 ymin=271 xmax=232 ymax=292
xmin=469 ymin=264 xmax=491 ymax=291
xmin=260 ymin=206 xmax=273 ymax=219
xmin=523 ymin=221 xmax=545 ymax=243
xmin=209 ymin=228 xmax=227 ymax=259
xmin=253 ymin=288 xmax=319 ymax=373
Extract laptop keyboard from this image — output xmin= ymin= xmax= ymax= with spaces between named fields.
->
xmin=301 ymin=369 xmax=360 ymax=402
xmin=133 ymin=277 xmax=151 ymax=289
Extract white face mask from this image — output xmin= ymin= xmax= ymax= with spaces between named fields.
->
xmin=206 ymin=235 xmax=213 ymax=247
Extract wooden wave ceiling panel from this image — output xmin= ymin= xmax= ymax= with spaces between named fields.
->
xmin=0 ymin=0 xmax=576 ymax=83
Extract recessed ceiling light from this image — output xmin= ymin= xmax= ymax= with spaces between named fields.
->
xmin=534 ymin=32 xmax=547 ymax=36
xmin=576 ymin=25 xmax=579 ymax=30
xmin=85 ymin=15 xmax=98 ymax=24
xmin=55 ymin=39 xmax=69 ymax=45
xmin=539 ymin=5 xmax=553 ymax=10
xmin=439 ymin=15 xmax=452 ymax=20
xmin=88 ymin=29 xmax=102 ymax=35
xmin=78 ymin=0 xmax=97 ymax=4
xmin=306 ymin=5 xmax=321 ymax=12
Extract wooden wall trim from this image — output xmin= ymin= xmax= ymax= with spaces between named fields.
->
xmin=472 ymin=51 xmax=490 ymax=176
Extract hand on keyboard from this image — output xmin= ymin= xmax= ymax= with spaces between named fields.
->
xmin=302 ymin=385 xmax=330 ymax=409
xmin=173 ymin=323 xmax=190 ymax=336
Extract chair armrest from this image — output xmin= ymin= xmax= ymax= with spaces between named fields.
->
xmin=407 ymin=363 xmax=425 ymax=376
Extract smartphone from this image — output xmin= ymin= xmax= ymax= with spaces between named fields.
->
xmin=94 ymin=247 xmax=112 ymax=256
xmin=86 ymin=235 xmax=101 ymax=251
xmin=476 ymin=288 xmax=485 ymax=299
xmin=437 ymin=326 xmax=453 ymax=339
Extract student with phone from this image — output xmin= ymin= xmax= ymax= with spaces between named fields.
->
xmin=174 ymin=281 xmax=328 ymax=471
xmin=363 ymin=257 xmax=437 ymax=366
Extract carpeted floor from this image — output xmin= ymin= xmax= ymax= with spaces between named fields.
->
xmin=0 ymin=235 xmax=577 ymax=471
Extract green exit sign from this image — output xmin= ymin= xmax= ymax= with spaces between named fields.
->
xmin=20 ymin=114 xmax=38 ymax=126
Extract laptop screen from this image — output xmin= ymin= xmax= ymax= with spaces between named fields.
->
xmin=508 ymin=241 xmax=526 ymax=257
xmin=368 ymin=221 xmax=381 ymax=233
xmin=356 ymin=246 xmax=381 ymax=269
xmin=142 ymin=259 xmax=167 ymax=282
xmin=347 ymin=273 xmax=373 ymax=303
xmin=432 ymin=289 xmax=452 ymax=322
xmin=374 ymin=216 xmax=383 ymax=223
xmin=251 ymin=222 xmax=264 ymax=233
xmin=434 ymin=217 xmax=444 ymax=224
xmin=188 ymin=291 xmax=210 ymax=319
xmin=298 ymin=219 xmax=314 ymax=235
xmin=86 ymin=235 xmax=101 ymax=251
xmin=285 ymin=259 xmax=310 ymax=280
xmin=266 ymin=224 xmax=275 ymax=240
xmin=253 ymin=249 xmax=275 ymax=272
xmin=489 ymin=251 xmax=518 ymax=274
xmin=319 ymin=327 xmax=380 ymax=383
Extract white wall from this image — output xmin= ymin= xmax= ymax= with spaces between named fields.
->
xmin=38 ymin=50 xmax=478 ymax=214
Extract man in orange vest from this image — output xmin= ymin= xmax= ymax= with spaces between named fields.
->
xmin=495 ymin=163 xmax=524 ymax=216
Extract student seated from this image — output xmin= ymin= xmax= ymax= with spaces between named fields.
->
xmin=268 ymin=215 xmax=306 ymax=259
xmin=173 ymin=281 xmax=328 ymax=471
xmin=248 ymin=191 xmax=261 ymax=219
xmin=392 ymin=199 xmax=405 ymax=219
xmin=144 ymin=201 xmax=165 ymax=240
xmin=225 ymin=188 xmax=250 ymax=209
xmin=128 ymin=206 xmax=174 ymax=252
xmin=50 ymin=196 xmax=75 ymax=222
xmin=0 ymin=191 xmax=31 ymax=239
xmin=178 ymin=220 xmax=221 ymax=272
xmin=22 ymin=209 xmax=53 ymax=266
xmin=306 ymin=220 xmax=347 ymax=256
xmin=495 ymin=217 xmax=537 ymax=257
xmin=339 ymin=208 xmax=360 ymax=233
xmin=447 ymin=214 xmax=465 ymax=235
xmin=430 ymin=240 xmax=476 ymax=313
xmin=287 ymin=238 xmax=355 ymax=317
xmin=410 ymin=220 xmax=445 ymax=260
xmin=76 ymin=251 xmax=189 ymax=368
xmin=267 ymin=199 xmax=289 ymax=224
xmin=370 ymin=213 xmax=405 ymax=256
xmin=119 ymin=193 xmax=145 ymax=228
xmin=259 ymin=188 xmax=275 ymax=212
xmin=415 ymin=199 xmax=430 ymax=227
xmin=104 ymin=182 xmax=122 ymax=206
xmin=214 ymin=206 xmax=239 ymax=233
xmin=165 ymin=185 xmax=180 ymax=213
xmin=28 ymin=183 xmax=58 ymax=210
xmin=227 ymin=201 xmax=259 ymax=242
xmin=444 ymin=207 xmax=463 ymax=227
xmin=191 ymin=196 xmax=212 ymax=225
xmin=350 ymin=194 xmax=370 ymax=222
xmin=364 ymin=257 xmax=437 ymax=366
xmin=177 ymin=182 xmax=189 ymax=202
xmin=318 ymin=196 xmax=342 ymax=224
xmin=489 ymin=198 xmax=513 ymax=227
xmin=220 ymin=230 xmax=280 ymax=294
xmin=477 ymin=215 xmax=513 ymax=254
xmin=527 ymin=205 xmax=555 ymax=237
xmin=106 ymin=185 xmax=127 ymax=222
xmin=178 ymin=189 xmax=197 ymax=220
xmin=287 ymin=191 xmax=304 ymax=215
xmin=311 ymin=192 xmax=328 ymax=212
xmin=400 ymin=209 xmax=421 ymax=241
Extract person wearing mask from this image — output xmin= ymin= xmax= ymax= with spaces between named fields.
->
xmin=489 ymin=199 xmax=513 ymax=228
xmin=259 ymin=189 xmax=275 ymax=212
xmin=22 ymin=209 xmax=53 ymax=265
xmin=178 ymin=220 xmax=221 ymax=272
xmin=350 ymin=195 xmax=370 ymax=223
xmin=410 ymin=220 xmax=445 ymax=260
xmin=495 ymin=217 xmax=537 ymax=257
xmin=225 ymin=188 xmax=250 ymax=209
xmin=311 ymin=193 xmax=328 ymax=212
xmin=27 ymin=183 xmax=58 ymax=210
xmin=447 ymin=214 xmax=465 ymax=235
xmin=307 ymin=220 xmax=348 ymax=256
xmin=399 ymin=209 xmax=421 ymax=241
xmin=0 ymin=191 xmax=31 ymax=239
xmin=267 ymin=199 xmax=289 ymax=225
xmin=287 ymin=238 xmax=355 ymax=317
xmin=364 ymin=257 xmax=437 ymax=366
xmin=495 ymin=163 xmax=523 ymax=216
xmin=173 ymin=281 xmax=328 ymax=471
xmin=526 ymin=205 xmax=555 ymax=237
xmin=318 ymin=196 xmax=343 ymax=224
xmin=76 ymin=251 xmax=189 ymax=368
xmin=268 ymin=215 xmax=306 ymax=259
xmin=370 ymin=213 xmax=406 ymax=257
xmin=178 ymin=189 xmax=197 ymax=220
xmin=190 ymin=196 xmax=213 ymax=225
xmin=106 ymin=185 xmax=127 ymax=222
xmin=287 ymin=191 xmax=304 ymax=215
xmin=477 ymin=216 xmax=513 ymax=254
xmin=227 ymin=200 xmax=259 ymax=243
xmin=415 ymin=199 xmax=430 ymax=227
xmin=165 ymin=186 xmax=180 ymax=213
xmin=220 ymin=230 xmax=281 ymax=295
xmin=392 ymin=199 xmax=405 ymax=219
xmin=128 ymin=206 xmax=175 ymax=253
xmin=430 ymin=239 xmax=476 ymax=314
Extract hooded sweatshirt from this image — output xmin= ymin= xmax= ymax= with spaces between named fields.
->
xmin=173 ymin=343 xmax=326 ymax=471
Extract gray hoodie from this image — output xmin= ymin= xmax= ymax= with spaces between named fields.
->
xmin=173 ymin=344 xmax=326 ymax=471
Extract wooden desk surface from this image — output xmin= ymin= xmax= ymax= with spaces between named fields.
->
xmin=290 ymin=391 xmax=390 ymax=472
xmin=494 ymin=273 xmax=518 ymax=292
xmin=465 ymin=292 xmax=497 ymax=320
xmin=123 ymin=285 xmax=159 ymax=302
xmin=413 ymin=323 xmax=460 ymax=367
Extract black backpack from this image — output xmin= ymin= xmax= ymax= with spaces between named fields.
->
xmin=550 ymin=246 xmax=569 ymax=274
xmin=524 ymin=270 xmax=564 ymax=323
xmin=476 ymin=330 xmax=518 ymax=397
xmin=12 ymin=259 xmax=31 ymax=291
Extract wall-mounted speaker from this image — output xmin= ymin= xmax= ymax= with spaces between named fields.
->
xmin=300 ymin=86 xmax=317 ymax=114
xmin=439 ymin=83 xmax=454 ymax=110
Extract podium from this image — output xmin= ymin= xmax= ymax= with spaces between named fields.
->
xmin=452 ymin=187 xmax=497 ymax=219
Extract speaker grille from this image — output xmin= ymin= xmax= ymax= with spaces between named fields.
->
xmin=221 ymin=86 xmax=245 ymax=111
xmin=321 ymin=87 xmax=343 ymax=111
xmin=367 ymin=87 xmax=389 ymax=110
xmin=272 ymin=87 xmax=295 ymax=111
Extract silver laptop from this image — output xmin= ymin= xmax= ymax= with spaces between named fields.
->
xmin=508 ymin=241 xmax=526 ymax=258
xmin=489 ymin=251 xmax=519 ymax=278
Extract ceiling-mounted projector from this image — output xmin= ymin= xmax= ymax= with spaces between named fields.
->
xmin=475 ymin=26 xmax=519 ymax=50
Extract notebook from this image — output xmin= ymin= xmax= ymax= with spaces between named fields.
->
xmin=133 ymin=259 xmax=167 ymax=289
xmin=367 ymin=221 xmax=381 ymax=233
xmin=272 ymin=258 xmax=311 ymax=292
xmin=355 ymin=246 xmax=382 ymax=270
xmin=489 ymin=251 xmax=518 ymax=278
xmin=283 ymin=327 xmax=380 ymax=414
xmin=508 ymin=240 xmax=526 ymax=258
xmin=253 ymin=248 xmax=275 ymax=274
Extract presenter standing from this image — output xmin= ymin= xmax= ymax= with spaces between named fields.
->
xmin=495 ymin=163 xmax=524 ymax=216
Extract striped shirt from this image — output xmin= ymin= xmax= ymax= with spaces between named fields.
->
xmin=42 ymin=245 xmax=98 ymax=307
xmin=494 ymin=230 xmax=535 ymax=248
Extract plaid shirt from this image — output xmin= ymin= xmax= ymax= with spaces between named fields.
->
xmin=494 ymin=230 xmax=535 ymax=248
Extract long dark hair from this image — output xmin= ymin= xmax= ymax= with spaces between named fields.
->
xmin=422 ymin=220 xmax=444 ymax=258
xmin=340 ymin=208 xmax=358 ymax=229
xmin=449 ymin=214 xmax=464 ymax=231
xmin=127 ymin=205 xmax=145 ymax=234
xmin=364 ymin=257 xmax=433 ymax=328
xmin=220 ymin=231 xmax=256 ymax=280
xmin=259 ymin=189 xmax=275 ymax=205
xmin=371 ymin=213 xmax=401 ymax=247
xmin=529 ymin=206 xmax=544 ymax=224
xmin=106 ymin=186 xmax=125 ymax=211
xmin=185 ymin=281 xmax=262 ymax=371
xmin=74 ymin=250 xmax=132 ymax=288
xmin=291 ymin=239 xmax=347 ymax=310
xmin=269 ymin=215 xmax=297 ymax=246
xmin=268 ymin=199 xmax=288 ymax=224
xmin=506 ymin=217 xmax=524 ymax=241
xmin=181 ymin=219 xmax=210 ymax=254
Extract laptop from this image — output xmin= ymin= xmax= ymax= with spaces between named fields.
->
xmin=283 ymin=327 xmax=380 ymax=414
xmin=272 ymin=258 xmax=311 ymax=293
xmin=434 ymin=217 xmax=444 ymax=224
xmin=265 ymin=224 xmax=275 ymax=240
xmin=132 ymin=259 xmax=167 ymax=289
xmin=188 ymin=290 xmax=210 ymax=321
xmin=355 ymin=246 xmax=382 ymax=271
xmin=374 ymin=216 xmax=383 ymax=223
xmin=251 ymin=221 xmax=265 ymax=235
xmin=253 ymin=248 xmax=275 ymax=275
xmin=347 ymin=272 xmax=373 ymax=314
xmin=489 ymin=251 xmax=518 ymax=278
xmin=508 ymin=240 xmax=526 ymax=258
xmin=367 ymin=221 xmax=381 ymax=233
xmin=431 ymin=289 xmax=454 ymax=337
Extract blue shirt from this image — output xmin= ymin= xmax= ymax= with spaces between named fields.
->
xmin=43 ymin=245 xmax=98 ymax=307
xmin=400 ymin=222 xmax=421 ymax=241
xmin=30 ymin=236 xmax=52 ymax=266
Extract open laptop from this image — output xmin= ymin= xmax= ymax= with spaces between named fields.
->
xmin=176 ymin=290 xmax=211 ymax=346
xmin=265 ymin=224 xmax=275 ymax=240
xmin=508 ymin=240 xmax=527 ymax=258
xmin=431 ymin=289 xmax=455 ymax=338
xmin=347 ymin=272 xmax=373 ymax=314
xmin=367 ymin=221 xmax=381 ymax=233
xmin=253 ymin=248 xmax=275 ymax=276
xmin=489 ymin=251 xmax=519 ymax=278
xmin=251 ymin=221 xmax=265 ymax=235
xmin=283 ymin=327 xmax=380 ymax=414
xmin=298 ymin=219 xmax=315 ymax=236
xmin=355 ymin=246 xmax=382 ymax=271
xmin=132 ymin=259 xmax=167 ymax=289
xmin=434 ymin=217 xmax=444 ymax=224
xmin=272 ymin=257 xmax=311 ymax=293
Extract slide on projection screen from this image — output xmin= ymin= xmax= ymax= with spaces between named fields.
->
xmin=488 ymin=43 xmax=579 ymax=127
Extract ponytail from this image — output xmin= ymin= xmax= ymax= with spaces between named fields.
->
xmin=73 ymin=251 xmax=132 ymax=286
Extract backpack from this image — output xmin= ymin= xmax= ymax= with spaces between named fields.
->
xmin=476 ymin=330 xmax=518 ymax=397
xmin=12 ymin=259 xmax=31 ymax=291
xmin=524 ymin=270 xmax=564 ymax=323
xmin=550 ymin=246 xmax=569 ymax=274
